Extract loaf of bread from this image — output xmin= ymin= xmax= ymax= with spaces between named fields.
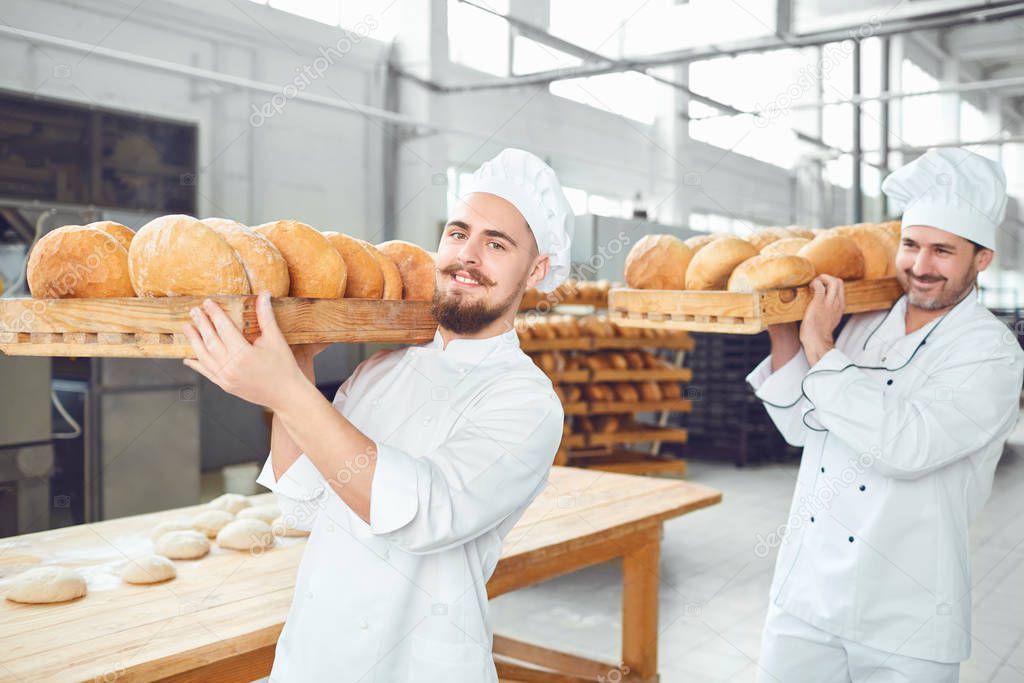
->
xmin=638 ymin=381 xmax=662 ymax=402
xmin=727 ymin=254 xmax=816 ymax=292
xmin=253 ymin=220 xmax=346 ymax=298
xmin=130 ymin=215 xmax=250 ymax=296
xmin=760 ymin=237 xmax=810 ymax=256
xmin=684 ymin=236 xmax=759 ymax=290
xmin=28 ymin=225 xmax=135 ymax=298
xmin=201 ymin=218 xmax=290 ymax=297
xmin=323 ymin=232 xmax=384 ymax=299
xmin=683 ymin=233 xmax=719 ymax=254
xmin=831 ymin=225 xmax=892 ymax=278
xmin=355 ymin=240 xmax=403 ymax=300
xmin=797 ymin=233 xmax=865 ymax=280
xmin=660 ymin=382 xmax=682 ymax=399
xmin=624 ymin=234 xmax=693 ymax=290
xmin=608 ymin=353 xmax=629 ymax=370
xmin=745 ymin=227 xmax=794 ymax=252
xmin=85 ymin=221 xmax=135 ymax=250
xmin=376 ymin=240 xmax=436 ymax=301
xmin=613 ymin=383 xmax=639 ymax=402
xmin=624 ymin=351 xmax=646 ymax=370
xmin=565 ymin=385 xmax=582 ymax=403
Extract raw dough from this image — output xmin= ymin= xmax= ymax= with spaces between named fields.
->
xmin=216 ymin=519 xmax=276 ymax=552
xmin=237 ymin=504 xmax=280 ymax=525
xmin=5 ymin=566 xmax=87 ymax=604
xmin=149 ymin=519 xmax=195 ymax=543
xmin=121 ymin=555 xmax=177 ymax=585
xmin=192 ymin=509 xmax=235 ymax=538
xmin=206 ymin=493 xmax=252 ymax=515
xmin=155 ymin=530 xmax=210 ymax=560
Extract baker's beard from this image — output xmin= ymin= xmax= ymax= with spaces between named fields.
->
xmin=431 ymin=283 xmax=522 ymax=335
xmin=896 ymin=263 xmax=977 ymax=311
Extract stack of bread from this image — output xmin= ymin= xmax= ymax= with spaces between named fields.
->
xmin=520 ymin=278 xmax=620 ymax=309
xmin=26 ymin=215 xmax=434 ymax=302
xmin=623 ymin=221 xmax=900 ymax=293
xmin=515 ymin=313 xmax=679 ymax=341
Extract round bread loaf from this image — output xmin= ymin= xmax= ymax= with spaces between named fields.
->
xmin=832 ymin=225 xmax=892 ymax=278
xmin=784 ymin=226 xmax=817 ymax=240
xmin=746 ymin=227 xmax=794 ymax=252
xmin=253 ymin=220 xmax=346 ymax=298
xmin=727 ymin=254 xmax=816 ymax=292
xmin=868 ymin=224 xmax=899 ymax=275
xmin=624 ymin=234 xmax=692 ymax=289
xmin=28 ymin=225 xmax=134 ymax=298
xmin=201 ymin=218 xmax=290 ymax=297
xmin=684 ymin=236 xmax=759 ymax=290
xmin=357 ymin=240 xmax=403 ymax=300
xmin=323 ymin=232 xmax=384 ymax=299
xmin=797 ymin=233 xmax=865 ymax=280
xmin=85 ymin=221 xmax=135 ymax=250
xmin=683 ymin=233 xmax=719 ymax=254
xmin=760 ymin=237 xmax=810 ymax=256
xmin=129 ymin=215 xmax=250 ymax=296
xmin=376 ymin=240 xmax=436 ymax=301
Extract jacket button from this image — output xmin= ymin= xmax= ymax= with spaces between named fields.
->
xmin=810 ymin=516 xmax=815 ymax=523
xmin=859 ymin=485 xmax=866 ymax=491
xmin=820 ymin=467 xmax=825 ymax=473
xmin=848 ymin=536 xmax=855 ymax=543
xmin=886 ymin=379 xmax=893 ymax=386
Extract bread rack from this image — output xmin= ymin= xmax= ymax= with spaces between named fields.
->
xmin=0 ymin=297 xmax=436 ymax=358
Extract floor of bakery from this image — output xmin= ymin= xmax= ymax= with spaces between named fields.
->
xmin=242 ymin=409 xmax=1024 ymax=682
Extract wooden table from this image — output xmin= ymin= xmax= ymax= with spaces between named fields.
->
xmin=0 ymin=467 xmax=721 ymax=683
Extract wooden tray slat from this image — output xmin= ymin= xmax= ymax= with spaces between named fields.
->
xmin=608 ymin=278 xmax=903 ymax=334
xmin=0 ymin=296 xmax=436 ymax=358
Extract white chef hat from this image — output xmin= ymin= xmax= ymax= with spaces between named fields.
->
xmin=459 ymin=148 xmax=574 ymax=292
xmin=881 ymin=147 xmax=1007 ymax=250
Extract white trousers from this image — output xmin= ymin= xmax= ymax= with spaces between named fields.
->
xmin=755 ymin=603 xmax=960 ymax=683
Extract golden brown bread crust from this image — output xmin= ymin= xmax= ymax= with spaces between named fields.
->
xmin=797 ymin=233 xmax=866 ymax=280
xmin=727 ymin=254 xmax=816 ymax=292
xmin=323 ymin=232 xmax=385 ymax=299
xmin=831 ymin=225 xmax=892 ymax=278
xmin=376 ymin=240 xmax=436 ymax=301
xmin=760 ymin=237 xmax=810 ymax=256
xmin=201 ymin=218 xmax=290 ymax=297
xmin=253 ymin=220 xmax=346 ymax=298
xmin=683 ymin=233 xmax=719 ymax=254
xmin=130 ymin=215 xmax=250 ymax=296
xmin=745 ymin=227 xmax=794 ymax=252
xmin=624 ymin=234 xmax=693 ymax=290
xmin=357 ymin=240 xmax=403 ymax=300
xmin=85 ymin=221 xmax=134 ymax=250
xmin=28 ymin=225 xmax=134 ymax=298
xmin=684 ymin=236 xmax=759 ymax=290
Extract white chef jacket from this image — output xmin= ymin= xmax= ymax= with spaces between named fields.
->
xmin=256 ymin=327 xmax=564 ymax=682
xmin=747 ymin=288 xmax=1023 ymax=663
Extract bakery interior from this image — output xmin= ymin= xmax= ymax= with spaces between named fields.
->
xmin=2 ymin=1 xmax=1024 ymax=681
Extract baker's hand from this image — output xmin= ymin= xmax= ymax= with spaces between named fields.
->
xmin=800 ymin=275 xmax=845 ymax=366
xmin=182 ymin=292 xmax=305 ymax=411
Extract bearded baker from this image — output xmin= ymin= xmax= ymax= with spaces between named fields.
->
xmin=748 ymin=147 xmax=1024 ymax=682
xmin=182 ymin=148 xmax=572 ymax=682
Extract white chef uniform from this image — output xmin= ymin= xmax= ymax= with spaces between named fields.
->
xmin=747 ymin=288 xmax=1023 ymax=680
xmin=256 ymin=327 xmax=564 ymax=682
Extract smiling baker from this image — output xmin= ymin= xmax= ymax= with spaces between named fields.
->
xmin=182 ymin=148 xmax=573 ymax=682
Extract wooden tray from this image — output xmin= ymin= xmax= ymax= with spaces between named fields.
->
xmin=608 ymin=278 xmax=903 ymax=334
xmin=0 ymin=296 xmax=436 ymax=358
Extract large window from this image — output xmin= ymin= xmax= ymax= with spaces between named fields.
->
xmin=550 ymin=71 xmax=671 ymax=125
xmin=689 ymin=211 xmax=773 ymax=236
xmin=447 ymin=0 xmax=510 ymax=76
xmin=247 ymin=0 xmax=401 ymax=41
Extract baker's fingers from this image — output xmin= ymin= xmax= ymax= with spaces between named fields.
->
xmin=202 ymin=299 xmax=248 ymax=351
xmin=254 ymin=292 xmax=286 ymax=347
xmin=189 ymin=306 xmax=226 ymax=357
xmin=183 ymin=357 xmax=220 ymax=387
xmin=183 ymin=323 xmax=225 ymax=378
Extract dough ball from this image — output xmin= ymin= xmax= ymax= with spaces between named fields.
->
xmin=797 ymin=233 xmax=866 ymax=280
xmin=271 ymin=516 xmax=311 ymax=537
xmin=684 ymin=236 xmax=759 ymax=290
xmin=253 ymin=220 xmax=346 ymax=298
xmin=155 ymin=530 xmax=210 ymax=560
xmin=129 ymin=214 xmax=250 ymax=296
xmin=323 ymin=232 xmax=384 ymax=299
xmin=85 ymin=220 xmax=135 ymax=250
xmin=201 ymin=218 xmax=290 ymax=297
xmin=624 ymin=234 xmax=692 ymax=290
xmin=683 ymin=234 xmax=719 ymax=254
xmin=150 ymin=519 xmax=196 ymax=543
xmin=358 ymin=240 xmax=403 ymax=300
xmin=27 ymin=225 xmax=134 ymax=298
xmin=206 ymin=493 xmax=252 ymax=515
xmin=192 ymin=509 xmax=235 ymax=538
xmin=5 ymin=566 xmax=86 ymax=604
xmin=761 ymin=237 xmax=810 ymax=257
xmin=216 ymin=519 xmax=276 ymax=552
xmin=121 ymin=555 xmax=176 ymax=585
xmin=727 ymin=254 xmax=816 ymax=292
xmin=376 ymin=240 xmax=436 ymax=301
xmin=237 ymin=504 xmax=280 ymax=525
